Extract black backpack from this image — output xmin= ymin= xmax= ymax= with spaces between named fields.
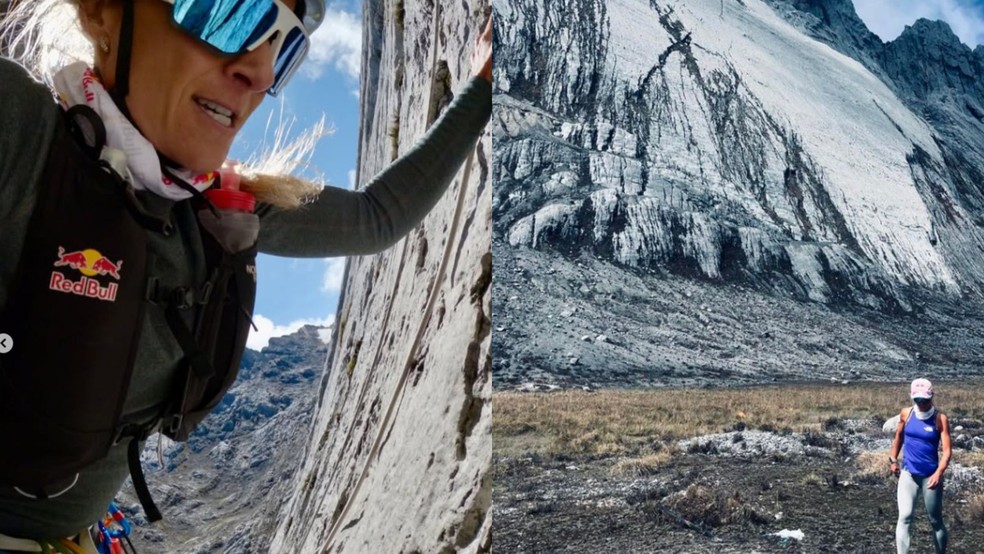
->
xmin=0 ymin=104 xmax=257 ymax=521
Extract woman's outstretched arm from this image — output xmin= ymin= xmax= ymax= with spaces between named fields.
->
xmin=256 ymin=77 xmax=491 ymax=257
xmin=256 ymin=19 xmax=493 ymax=257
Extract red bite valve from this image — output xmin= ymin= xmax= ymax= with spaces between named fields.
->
xmin=205 ymin=167 xmax=255 ymax=213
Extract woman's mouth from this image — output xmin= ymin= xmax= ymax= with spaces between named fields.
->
xmin=195 ymin=97 xmax=234 ymax=128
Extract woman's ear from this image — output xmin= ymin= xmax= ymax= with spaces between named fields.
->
xmin=76 ymin=0 xmax=123 ymax=85
xmin=76 ymin=0 xmax=122 ymax=45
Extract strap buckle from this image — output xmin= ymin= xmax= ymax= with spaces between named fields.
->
xmin=146 ymin=278 xmax=212 ymax=309
xmin=170 ymin=287 xmax=196 ymax=310
xmin=161 ymin=413 xmax=184 ymax=436
xmin=112 ymin=422 xmax=149 ymax=446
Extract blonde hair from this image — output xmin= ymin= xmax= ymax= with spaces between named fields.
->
xmin=1 ymin=0 xmax=324 ymax=209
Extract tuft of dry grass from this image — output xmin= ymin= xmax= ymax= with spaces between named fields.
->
xmin=964 ymin=493 xmax=984 ymax=523
xmin=960 ymin=451 xmax=984 ymax=472
xmin=611 ymin=447 xmax=679 ymax=478
xmin=493 ymin=381 xmax=984 ymax=457
xmin=663 ymin=485 xmax=769 ymax=528
xmin=800 ymin=473 xmax=824 ymax=487
xmin=856 ymin=451 xmax=892 ymax=480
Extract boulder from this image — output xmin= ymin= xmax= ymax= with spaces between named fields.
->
xmin=883 ymin=415 xmax=901 ymax=435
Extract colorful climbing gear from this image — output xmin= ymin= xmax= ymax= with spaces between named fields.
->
xmin=95 ymin=504 xmax=135 ymax=554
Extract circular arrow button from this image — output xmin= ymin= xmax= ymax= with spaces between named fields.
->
xmin=0 ymin=333 xmax=12 ymax=354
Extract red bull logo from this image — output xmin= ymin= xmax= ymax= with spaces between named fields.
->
xmin=49 ymin=246 xmax=124 ymax=302
xmin=53 ymin=247 xmax=88 ymax=271
xmin=91 ymin=256 xmax=123 ymax=280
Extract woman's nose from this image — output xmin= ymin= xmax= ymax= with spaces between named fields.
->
xmin=227 ymin=38 xmax=277 ymax=92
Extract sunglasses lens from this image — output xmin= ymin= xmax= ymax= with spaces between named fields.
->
xmin=172 ymin=0 xmax=279 ymax=54
xmin=171 ymin=0 xmax=310 ymax=94
xmin=270 ymin=27 xmax=309 ymax=95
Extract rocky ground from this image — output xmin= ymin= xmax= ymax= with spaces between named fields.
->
xmin=494 ymin=416 xmax=984 ymax=553
xmin=492 ymin=245 xmax=984 ymax=391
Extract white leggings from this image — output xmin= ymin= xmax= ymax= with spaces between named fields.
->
xmin=897 ymin=470 xmax=947 ymax=554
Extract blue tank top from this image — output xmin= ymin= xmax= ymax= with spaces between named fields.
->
xmin=902 ymin=410 xmax=941 ymax=477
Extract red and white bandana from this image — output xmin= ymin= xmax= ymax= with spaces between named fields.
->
xmin=53 ymin=62 xmax=217 ymax=201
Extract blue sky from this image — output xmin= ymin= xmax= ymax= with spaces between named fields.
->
xmin=853 ymin=0 xmax=984 ymax=46
xmin=234 ymin=1 xmax=362 ymax=349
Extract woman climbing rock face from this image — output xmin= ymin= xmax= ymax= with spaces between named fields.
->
xmin=0 ymin=0 xmax=491 ymax=550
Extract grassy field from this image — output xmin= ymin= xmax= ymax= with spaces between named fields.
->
xmin=494 ymin=381 xmax=984 ymax=458
xmin=495 ymin=382 xmax=984 ymax=551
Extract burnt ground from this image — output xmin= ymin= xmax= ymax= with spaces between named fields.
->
xmin=494 ymin=426 xmax=984 ymax=553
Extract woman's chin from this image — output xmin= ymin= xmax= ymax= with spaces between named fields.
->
xmin=165 ymin=148 xmax=229 ymax=173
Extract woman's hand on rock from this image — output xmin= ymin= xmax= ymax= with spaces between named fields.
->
xmin=472 ymin=17 xmax=492 ymax=83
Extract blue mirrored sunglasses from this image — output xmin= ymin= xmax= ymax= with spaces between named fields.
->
xmin=162 ymin=0 xmax=310 ymax=96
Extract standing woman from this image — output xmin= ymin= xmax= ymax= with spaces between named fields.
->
xmin=0 ymin=0 xmax=491 ymax=550
xmin=889 ymin=378 xmax=952 ymax=554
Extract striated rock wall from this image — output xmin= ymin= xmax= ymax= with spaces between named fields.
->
xmin=494 ymin=0 xmax=984 ymax=310
xmin=767 ymin=0 xmax=984 ymax=298
xmin=270 ymin=0 xmax=492 ymax=552
xmin=491 ymin=0 xmax=984 ymax=387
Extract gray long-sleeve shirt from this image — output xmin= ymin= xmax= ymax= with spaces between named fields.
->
xmin=0 ymin=57 xmax=490 ymax=538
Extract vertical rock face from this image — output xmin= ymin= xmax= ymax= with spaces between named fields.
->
xmin=492 ymin=0 xmax=984 ymax=386
xmin=495 ymin=0 xmax=984 ymax=303
xmin=271 ymin=0 xmax=491 ymax=552
xmin=494 ymin=0 xmax=984 ymax=302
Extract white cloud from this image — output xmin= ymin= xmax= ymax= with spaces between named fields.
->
xmin=247 ymin=314 xmax=335 ymax=350
xmin=853 ymin=0 xmax=984 ymax=47
xmin=322 ymin=257 xmax=347 ymax=292
xmin=348 ymin=168 xmax=357 ymax=189
xmin=304 ymin=6 xmax=362 ymax=80
xmin=317 ymin=327 xmax=334 ymax=343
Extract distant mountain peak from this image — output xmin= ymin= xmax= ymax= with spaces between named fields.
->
xmin=764 ymin=0 xmax=984 ymax=121
xmin=898 ymin=18 xmax=965 ymax=48
xmin=902 ymin=17 xmax=960 ymax=41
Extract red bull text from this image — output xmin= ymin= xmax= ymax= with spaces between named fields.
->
xmin=49 ymin=272 xmax=118 ymax=301
xmin=49 ymin=246 xmax=123 ymax=302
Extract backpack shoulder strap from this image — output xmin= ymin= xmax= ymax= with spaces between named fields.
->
xmin=898 ymin=408 xmax=912 ymax=447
